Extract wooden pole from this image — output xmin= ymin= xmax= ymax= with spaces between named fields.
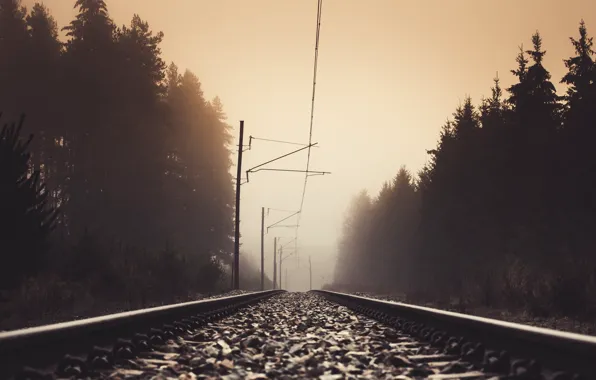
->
xmin=233 ymin=121 xmax=244 ymax=290
xmin=260 ymin=207 xmax=265 ymax=290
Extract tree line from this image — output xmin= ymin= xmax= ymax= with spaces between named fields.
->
xmin=333 ymin=22 xmax=596 ymax=318
xmin=0 ymin=0 xmax=261 ymax=329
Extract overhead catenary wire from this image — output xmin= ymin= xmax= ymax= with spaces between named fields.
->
xmin=295 ymin=0 xmax=323 ymax=260
xmin=300 ymin=0 xmax=323 ymax=213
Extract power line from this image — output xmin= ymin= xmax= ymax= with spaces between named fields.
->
xmin=300 ymin=0 xmax=323 ymax=212
xmin=295 ymin=0 xmax=324 ymax=257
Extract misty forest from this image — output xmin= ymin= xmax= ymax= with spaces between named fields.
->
xmin=2 ymin=0 xmax=596 ymax=332
xmin=333 ymin=23 xmax=596 ymax=320
xmin=0 ymin=0 xmax=271 ymax=330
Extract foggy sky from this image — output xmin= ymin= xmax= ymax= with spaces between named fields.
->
xmin=25 ymin=0 xmax=595 ymax=291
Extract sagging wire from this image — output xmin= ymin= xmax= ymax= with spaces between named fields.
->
xmin=295 ymin=0 xmax=324 ymax=261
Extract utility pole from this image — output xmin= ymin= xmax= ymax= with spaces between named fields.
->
xmin=233 ymin=120 xmax=244 ymax=290
xmin=309 ymin=255 xmax=312 ymax=290
xmin=230 ymin=266 xmax=234 ymax=290
xmin=260 ymin=207 xmax=265 ymax=291
xmin=285 ymin=268 xmax=288 ymax=289
xmin=279 ymin=246 xmax=283 ymax=290
xmin=273 ymin=237 xmax=277 ymax=289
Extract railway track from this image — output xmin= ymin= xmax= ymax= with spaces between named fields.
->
xmin=314 ymin=290 xmax=596 ymax=379
xmin=0 ymin=290 xmax=281 ymax=379
xmin=1 ymin=290 xmax=594 ymax=379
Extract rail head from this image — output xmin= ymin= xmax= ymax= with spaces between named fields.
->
xmin=313 ymin=290 xmax=596 ymax=377
xmin=0 ymin=290 xmax=284 ymax=378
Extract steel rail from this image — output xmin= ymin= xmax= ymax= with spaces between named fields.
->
xmin=0 ymin=290 xmax=283 ymax=379
xmin=313 ymin=290 xmax=596 ymax=378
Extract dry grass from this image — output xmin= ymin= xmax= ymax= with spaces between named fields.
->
xmin=353 ymin=292 xmax=596 ymax=336
xmin=0 ymin=275 xmax=210 ymax=332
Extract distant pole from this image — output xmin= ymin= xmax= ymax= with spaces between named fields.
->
xmin=260 ymin=206 xmax=265 ymax=291
xmin=279 ymin=246 xmax=283 ymax=290
xmin=233 ymin=120 xmax=244 ymax=290
xmin=309 ymin=255 xmax=312 ymax=290
xmin=273 ymin=237 xmax=277 ymax=289
xmin=285 ymin=268 xmax=288 ymax=289
xmin=230 ymin=265 xmax=234 ymax=289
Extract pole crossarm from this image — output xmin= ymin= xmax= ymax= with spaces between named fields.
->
xmin=280 ymin=238 xmax=297 ymax=250
xmin=233 ymin=177 xmax=249 ymax=185
xmin=275 ymin=237 xmax=293 ymax=246
xmin=249 ymin=143 xmax=317 ymax=171
xmin=266 ymin=211 xmax=300 ymax=233
xmin=250 ymin=168 xmax=331 ymax=175
xmin=250 ymin=136 xmax=320 ymax=147
xmin=268 ymin=224 xmax=299 ymax=229
xmin=245 ymin=143 xmax=319 ymax=183
xmin=268 ymin=208 xmax=297 ymax=214
xmin=307 ymin=171 xmax=329 ymax=177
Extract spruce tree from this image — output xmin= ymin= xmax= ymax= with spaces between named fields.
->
xmin=562 ymin=20 xmax=596 ymax=128
xmin=525 ymin=32 xmax=562 ymax=130
xmin=560 ymin=21 xmax=596 ymax=270
xmin=480 ymin=75 xmax=506 ymax=130
xmin=507 ymin=45 xmax=530 ymax=117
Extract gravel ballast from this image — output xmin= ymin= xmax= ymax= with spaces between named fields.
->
xmin=107 ymin=292 xmax=487 ymax=379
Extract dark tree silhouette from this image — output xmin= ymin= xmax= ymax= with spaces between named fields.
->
xmin=334 ymin=24 xmax=596 ymax=318
xmin=562 ymin=20 xmax=596 ymax=127
xmin=0 ymin=1 xmax=253 ymax=329
xmin=0 ymin=0 xmax=29 ymax=119
xmin=0 ymin=115 xmax=58 ymax=290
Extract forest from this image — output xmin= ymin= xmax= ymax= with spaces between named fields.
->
xmin=0 ymin=0 xmax=266 ymax=330
xmin=333 ymin=22 xmax=596 ymax=319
